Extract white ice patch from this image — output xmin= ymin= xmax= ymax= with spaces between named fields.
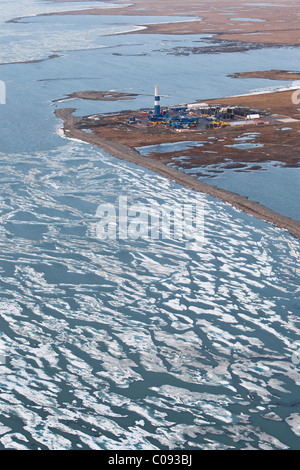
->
xmin=0 ymin=139 xmax=299 ymax=449
xmin=286 ymin=414 xmax=300 ymax=437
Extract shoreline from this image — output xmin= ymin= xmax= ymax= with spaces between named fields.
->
xmin=72 ymin=88 xmax=300 ymax=170
xmin=229 ymin=70 xmax=300 ymax=81
xmin=40 ymin=0 xmax=300 ymax=46
xmin=55 ymin=107 xmax=300 ymax=241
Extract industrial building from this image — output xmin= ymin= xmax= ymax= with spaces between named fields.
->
xmin=125 ymin=86 xmax=267 ymax=131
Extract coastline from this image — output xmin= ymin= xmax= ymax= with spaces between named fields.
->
xmin=55 ymin=107 xmax=300 ymax=241
xmin=42 ymin=0 xmax=300 ymax=46
xmin=229 ymin=70 xmax=300 ymax=81
xmin=69 ymin=89 xmax=300 ymax=169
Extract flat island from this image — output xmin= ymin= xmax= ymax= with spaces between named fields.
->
xmin=229 ymin=70 xmax=300 ymax=81
xmin=55 ymin=86 xmax=300 ymax=241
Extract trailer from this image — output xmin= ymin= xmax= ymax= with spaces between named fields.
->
xmin=246 ymin=114 xmax=260 ymax=120
xmin=187 ymin=102 xmax=209 ymax=110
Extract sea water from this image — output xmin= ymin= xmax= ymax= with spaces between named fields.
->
xmin=0 ymin=0 xmax=299 ymax=450
xmin=198 ymin=162 xmax=300 ymax=221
